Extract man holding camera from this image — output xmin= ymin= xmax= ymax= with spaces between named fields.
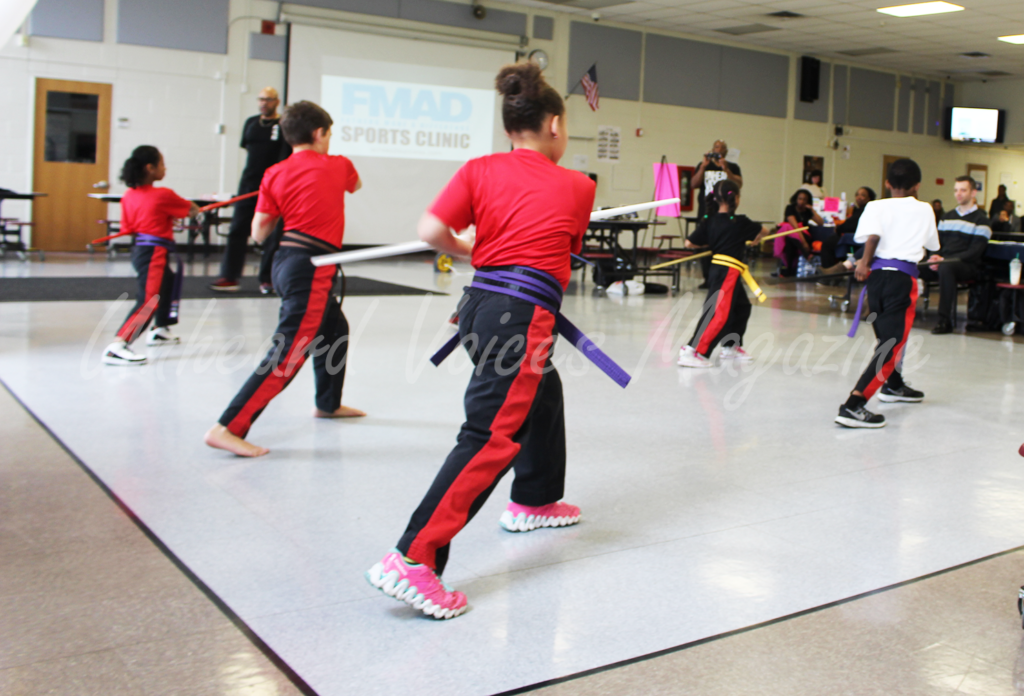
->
xmin=691 ymin=140 xmax=743 ymax=287
xmin=693 ymin=140 xmax=742 ymax=220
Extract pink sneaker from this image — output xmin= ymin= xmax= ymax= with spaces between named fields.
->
xmin=499 ymin=501 xmax=581 ymax=533
xmin=719 ymin=346 xmax=753 ymax=363
xmin=365 ymin=551 xmax=468 ymax=620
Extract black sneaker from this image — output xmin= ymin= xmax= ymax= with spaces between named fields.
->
xmin=835 ymin=403 xmax=886 ymax=428
xmin=931 ymin=320 xmax=953 ymax=335
xmin=878 ymin=383 xmax=924 ymax=403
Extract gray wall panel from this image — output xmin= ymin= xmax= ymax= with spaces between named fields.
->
xmin=289 ymin=0 xmax=398 ymax=17
xmin=30 ymin=0 xmax=104 ymax=42
xmin=833 ymin=65 xmax=848 ymax=125
xmin=118 ymin=0 xmax=229 ymax=53
xmin=912 ymin=78 xmax=926 ymax=134
xmin=399 ymin=0 xmax=526 ymax=36
xmin=794 ymin=59 xmax=830 ymax=123
xmin=642 ymin=33 xmax=719 ymax=110
xmin=941 ymin=83 xmax=955 ymax=138
xmin=849 ymin=68 xmax=894 ymax=131
xmin=533 ymin=15 xmax=553 ymax=41
xmin=250 ymin=33 xmax=286 ymax=62
xmin=897 ymin=76 xmax=910 ymax=132
xmin=927 ymin=80 xmax=940 ymax=136
xmin=568 ymin=22 xmax=641 ymax=101
xmin=942 ymin=82 xmax=955 ymax=110
xmin=720 ymin=46 xmax=787 ymax=118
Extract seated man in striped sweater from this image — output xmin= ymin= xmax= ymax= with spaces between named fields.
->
xmin=920 ymin=175 xmax=991 ymax=334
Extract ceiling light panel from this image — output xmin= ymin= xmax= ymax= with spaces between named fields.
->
xmin=998 ymin=34 xmax=1024 ymax=44
xmin=876 ymin=2 xmax=964 ymax=18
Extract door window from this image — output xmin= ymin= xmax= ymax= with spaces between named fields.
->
xmin=44 ymin=91 xmax=99 ymax=163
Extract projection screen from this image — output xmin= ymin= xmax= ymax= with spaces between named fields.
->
xmin=287 ymin=24 xmax=516 ymax=244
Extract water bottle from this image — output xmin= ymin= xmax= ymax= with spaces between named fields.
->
xmin=1011 ymin=254 xmax=1022 ymax=286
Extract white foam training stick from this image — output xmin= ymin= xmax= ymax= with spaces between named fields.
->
xmin=588 ymin=197 xmax=681 ymax=221
xmin=310 ymin=198 xmax=681 ymax=267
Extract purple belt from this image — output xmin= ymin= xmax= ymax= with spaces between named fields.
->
xmin=847 ymin=257 xmax=919 ymax=337
xmin=135 ymin=234 xmax=183 ymax=322
xmin=430 ymin=265 xmax=631 ymax=388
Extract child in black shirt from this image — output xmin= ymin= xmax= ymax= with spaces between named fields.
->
xmin=679 ymin=180 xmax=771 ymax=368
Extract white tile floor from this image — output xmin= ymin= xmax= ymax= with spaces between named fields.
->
xmin=1 ymin=258 xmax=1023 ymax=695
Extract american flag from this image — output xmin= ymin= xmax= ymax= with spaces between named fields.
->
xmin=580 ymin=64 xmax=599 ymax=111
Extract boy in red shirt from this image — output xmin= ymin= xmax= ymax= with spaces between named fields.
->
xmin=204 ymin=101 xmax=365 ymax=457
xmin=104 ymin=145 xmax=197 ymax=366
xmin=366 ymin=64 xmax=596 ymax=619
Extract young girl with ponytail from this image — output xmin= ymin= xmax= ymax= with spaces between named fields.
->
xmin=103 ymin=146 xmax=197 ymax=366
xmin=366 ymin=63 xmax=596 ymax=619
xmin=678 ymin=179 xmax=771 ymax=368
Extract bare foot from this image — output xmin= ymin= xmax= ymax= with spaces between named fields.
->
xmin=204 ymin=424 xmax=269 ymax=457
xmin=313 ymin=405 xmax=367 ymax=419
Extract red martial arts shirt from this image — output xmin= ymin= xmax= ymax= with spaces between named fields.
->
xmin=430 ymin=148 xmax=596 ymax=289
xmin=120 ymin=186 xmax=193 ymax=241
xmin=256 ymin=150 xmax=360 ymax=248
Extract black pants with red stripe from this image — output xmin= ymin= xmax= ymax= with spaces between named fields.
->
xmin=688 ymin=264 xmax=750 ymax=357
xmin=397 ymin=288 xmax=566 ymax=574
xmin=854 ymin=270 xmax=918 ymax=399
xmin=116 ymin=244 xmax=175 ymax=345
xmin=218 ymin=246 xmax=349 ymax=438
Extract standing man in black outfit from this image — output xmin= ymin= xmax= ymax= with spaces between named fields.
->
xmin=920 ymin=176 xmax=991 ymax=334
xmin=988 ymin=184 xmax=1012 ymax=220
xmin=211 ymin=87 xmax=292 ymax=293
xmin=692 ymin=140 xmax=742 ymax=287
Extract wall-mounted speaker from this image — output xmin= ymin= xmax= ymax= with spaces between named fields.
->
xmin=800 ymin=56 xmax=820 ymax=103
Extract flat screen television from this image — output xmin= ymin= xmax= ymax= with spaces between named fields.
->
xmin=944 ymin=107 xmax=1006 ymax=144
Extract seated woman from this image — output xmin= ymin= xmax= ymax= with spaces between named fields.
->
xmin=820 ymin=186 xmax=875 ymax=268
xmin=931 ymin=199 xmax=944 ymax=224
xmin=774 ymin=189 xmax=822 ymax=277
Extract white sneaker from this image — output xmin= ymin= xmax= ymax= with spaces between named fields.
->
xmin=146 ymin=326 xmax=180 ymax=346
xmin=677 ymin=345 xmax=712 ymax=368
xmin=720 ymin=346 xmax=754 ymax=363
xmin=102 ymin=341 xmax=147 ymax=366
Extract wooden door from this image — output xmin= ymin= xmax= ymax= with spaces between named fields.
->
xmin=967 ymin=163 xmax=988 ymax=210
xmin=880 ymin=155 xmax=909 ymax=198
xmin=32 ymin=78 xmax=112 ymax=251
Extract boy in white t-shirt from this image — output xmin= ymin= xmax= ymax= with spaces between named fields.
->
xmin=836 ymin=158 xmax=940 ymax=429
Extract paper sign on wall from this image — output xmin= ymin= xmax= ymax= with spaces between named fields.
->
xmin=652 ymin=162 xmax=681 ymax=217
xmin=597 ymin=126 xmax=620 ymax=161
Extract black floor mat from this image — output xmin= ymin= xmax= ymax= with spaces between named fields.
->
xmin=0 ymin=275 xmax=442 ymax=302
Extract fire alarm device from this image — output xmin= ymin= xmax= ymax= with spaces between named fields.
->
xmin=636 ymin=128 xmax=644 ymax=137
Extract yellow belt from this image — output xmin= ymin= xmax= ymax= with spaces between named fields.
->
xmin=712 ymin=254 xmax=766 ymax=303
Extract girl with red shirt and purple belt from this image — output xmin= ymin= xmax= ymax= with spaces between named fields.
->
xmin=103 ymin=146 xmax=197 ymax=366
xmin=367 ymin=63 xmax=596 ymax=620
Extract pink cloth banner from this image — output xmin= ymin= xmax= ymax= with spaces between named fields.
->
xmin=822 ymin=197 xmax=842 ymax=213
xmin=652 ymin=162 xmax=681 ymax=217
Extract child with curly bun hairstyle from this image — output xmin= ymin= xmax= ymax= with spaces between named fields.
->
xmin=366 ymin=63 xmax=596 ymax=619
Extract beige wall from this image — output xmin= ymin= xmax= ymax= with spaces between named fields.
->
xmin=491 ymin=0 xmax=1024 ymax=222
xmin=3 ymin=0 xmax=1023 ymax=243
